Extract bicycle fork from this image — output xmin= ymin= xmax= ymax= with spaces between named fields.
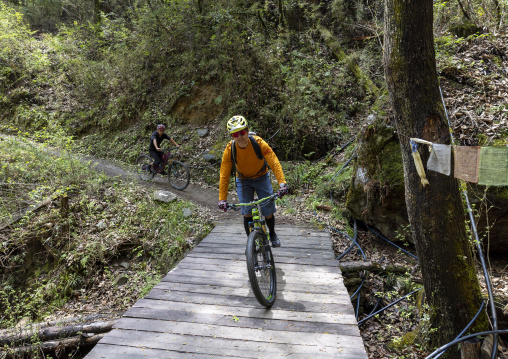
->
xmin=248 ymin=207 xmax=270 ymax=240
xmin=251 ymin=236 xmax=273 ymax=272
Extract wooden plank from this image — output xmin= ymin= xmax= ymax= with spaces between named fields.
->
xmin=211 ymin=224 xmax=330 ymax=237
xmin=122 ymin=307 xmax=359 ymax=336
xmin=160 ymin=272 xmax=345 ymax=294
xmin=186 ymin=252 xmax=340 ymax=266
xmin=127 ymin=298 xmax=357 ymax=325
xmin=200 ymin=231 xmax=332 ymax=241
xmin=143 ymin=288 xmax=352 ymax=312
xmin=94 ymin=327 xmax=368 ymax=358
xmin=200 ymin=233 xmax=333 ymax=245
xmin=112 ymin=317 xmax=366 ymax=352
xmin=198 ymin=240 xmax=334 ymax=251
xmin=172 ymin=256 xmax=342 ymax=274
xmin=165 ymin=266 xmax=343 ymax=286
xmin=151 ymin=281 xmax=350 ymax=304
xmin=190 ymin=246 xmax=336 ymax=259
xmin=199 ymin=242 xmax=333 ymax=254
xmin=86 ymin=342 xmax=239 ymax=359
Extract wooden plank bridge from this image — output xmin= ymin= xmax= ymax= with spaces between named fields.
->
xmin=85 ymin=222 xmax=368 ymax=359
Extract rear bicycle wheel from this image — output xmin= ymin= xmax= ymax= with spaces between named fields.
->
xmin=135 ymin=155 xmax=155 ymax=181
xmin=168 ymin=161 xmax=190 ymax=190
xmin=246 ymin=230 xmax=276 ymax=307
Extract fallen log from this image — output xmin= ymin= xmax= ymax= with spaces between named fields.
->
xmin=11 ymin=313 xmax=116 ymax=332
xmin=315 ymin=204 xmax=333 ymax=211
xmin=3 ymin=333 xmax=104 ymax=358
xmin=0 ymin=320 xmax=116 ymax=347
xmin=338 ymin=260 xmax=411 ymax=274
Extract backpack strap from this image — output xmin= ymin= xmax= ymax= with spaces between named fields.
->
xmin=230 ymin=136 xmax=269 ymax=179
xmin=249 ymin=135 xmax=264 ymax=160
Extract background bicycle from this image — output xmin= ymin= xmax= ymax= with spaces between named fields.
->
xmin=136 ymin=148 xmax=190 ymax=190
xmin=227 ymin=193 xmax=281 ymax=307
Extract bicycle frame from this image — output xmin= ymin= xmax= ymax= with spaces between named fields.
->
xmin=228 ymin=193 xmax=279 ymax=238
xmin=249 ymin=205 xmax=268 ymax=239
xmin=156 ymin=148 xmax=176 ymax=173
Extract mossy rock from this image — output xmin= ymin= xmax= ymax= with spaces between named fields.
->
xmin=388 ymin=329 xmax=418 ymax=350
xmin=345 ymin=115 xmax=409 ymax=241
xmin=449 ymin=21 xmax=481 ymax=38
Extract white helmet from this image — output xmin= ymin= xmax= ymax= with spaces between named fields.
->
xmin=227 ymin=116 xmax=248 ymax=134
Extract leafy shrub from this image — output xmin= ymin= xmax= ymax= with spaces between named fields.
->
xmin=0 ymin=133 xmax=212 ymax=327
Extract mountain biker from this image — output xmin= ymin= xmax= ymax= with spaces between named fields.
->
xmin=149 ymin=124 xmax=180 ymax=175
xmin=218 ymin=115 xmax=288 ymax=247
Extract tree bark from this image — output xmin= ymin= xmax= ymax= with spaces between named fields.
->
xmin=383 ymin=0 xmax=488 ymax=356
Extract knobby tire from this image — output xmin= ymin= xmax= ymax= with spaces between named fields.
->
xmin=168 ymin=161 xmax=190 ymax=190
xmin=136 ymin=155 xmax=155 ymax=181
xmin=246 ymin=230 xmax=276 ymax=307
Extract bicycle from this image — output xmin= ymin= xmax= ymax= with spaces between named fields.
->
xmin=135 ymin=148 xmax=190 ymax=190
xmin=226 ymin=193 xmax=281 ymax=307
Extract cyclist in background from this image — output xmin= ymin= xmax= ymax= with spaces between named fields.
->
xmin=218 ymin=115 xmax=288 ymax=247
xmin=149 ymin=124 xmax=180 ymax=175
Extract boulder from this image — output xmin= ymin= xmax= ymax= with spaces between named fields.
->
xmin=202 ymin=153 xmax=217 ymax=163
xmin=154 ymin=190 xmax=177 ymax=203
xmin=345 ymin=117 xmax=410 ymax=242
xmin=197 ymin=128 xmax=209 ymax=137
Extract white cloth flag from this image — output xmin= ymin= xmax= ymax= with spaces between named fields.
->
xmin=427 ymin=143 xmax=451 ymax=176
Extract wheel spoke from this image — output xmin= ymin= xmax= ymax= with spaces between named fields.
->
xmin=246 ymin=231 xmax=276 ymax=307
xmin=168 ymin=161 xmax=190 ymax=190
xmin=136 ymin=155 xmax=154 ymax=181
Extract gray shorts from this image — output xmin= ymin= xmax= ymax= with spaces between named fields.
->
xmin=236 ymin=173 xmax=276 ymax=216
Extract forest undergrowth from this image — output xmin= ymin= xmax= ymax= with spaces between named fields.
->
xmin=0 ymin=133 xmax=213 ymax=358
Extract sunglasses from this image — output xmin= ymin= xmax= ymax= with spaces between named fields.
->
xmin=231 ymin=130 xmax=247 ymax=138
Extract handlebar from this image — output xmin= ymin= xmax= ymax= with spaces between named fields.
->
xmin=226 ymin=193 xmax=280 ymax=211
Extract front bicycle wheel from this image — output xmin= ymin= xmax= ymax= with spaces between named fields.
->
xmin=168 ymin=161 xmax=190 ymax=190
xmin=135 ymin=155 xmax=155 ymax=181
xmin=246 ymin=230 xmax=276 ymax=307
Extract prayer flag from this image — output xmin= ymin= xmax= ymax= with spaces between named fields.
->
xmin=410 ymin=141 xmax=429 ymax=186
xmin=454 ymin=146 xmax=481 ymax=183
xmin=478 ymin=147 xmax=508 ymax=186
xmin=427 ymin=144 xmax=451 ymax=176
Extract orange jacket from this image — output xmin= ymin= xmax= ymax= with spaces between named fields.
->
xmin=219 ymin=136 xmax=286 ymax=201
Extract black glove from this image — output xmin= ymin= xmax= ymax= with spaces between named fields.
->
xmin=277 ymin=183 xmax=288 ymax=198
xmin=218 ymin=200 xmax=228 ymax=212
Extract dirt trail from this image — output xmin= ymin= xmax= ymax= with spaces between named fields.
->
xmin=86 ymin=156 xmax=295 ymax=225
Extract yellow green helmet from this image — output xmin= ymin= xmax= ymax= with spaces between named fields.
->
xmin=227 ymin=115 xmax=248 ymax=134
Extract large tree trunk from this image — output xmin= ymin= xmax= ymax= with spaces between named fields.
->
xmin=383 ymin=0 xmax=488 ymax=356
